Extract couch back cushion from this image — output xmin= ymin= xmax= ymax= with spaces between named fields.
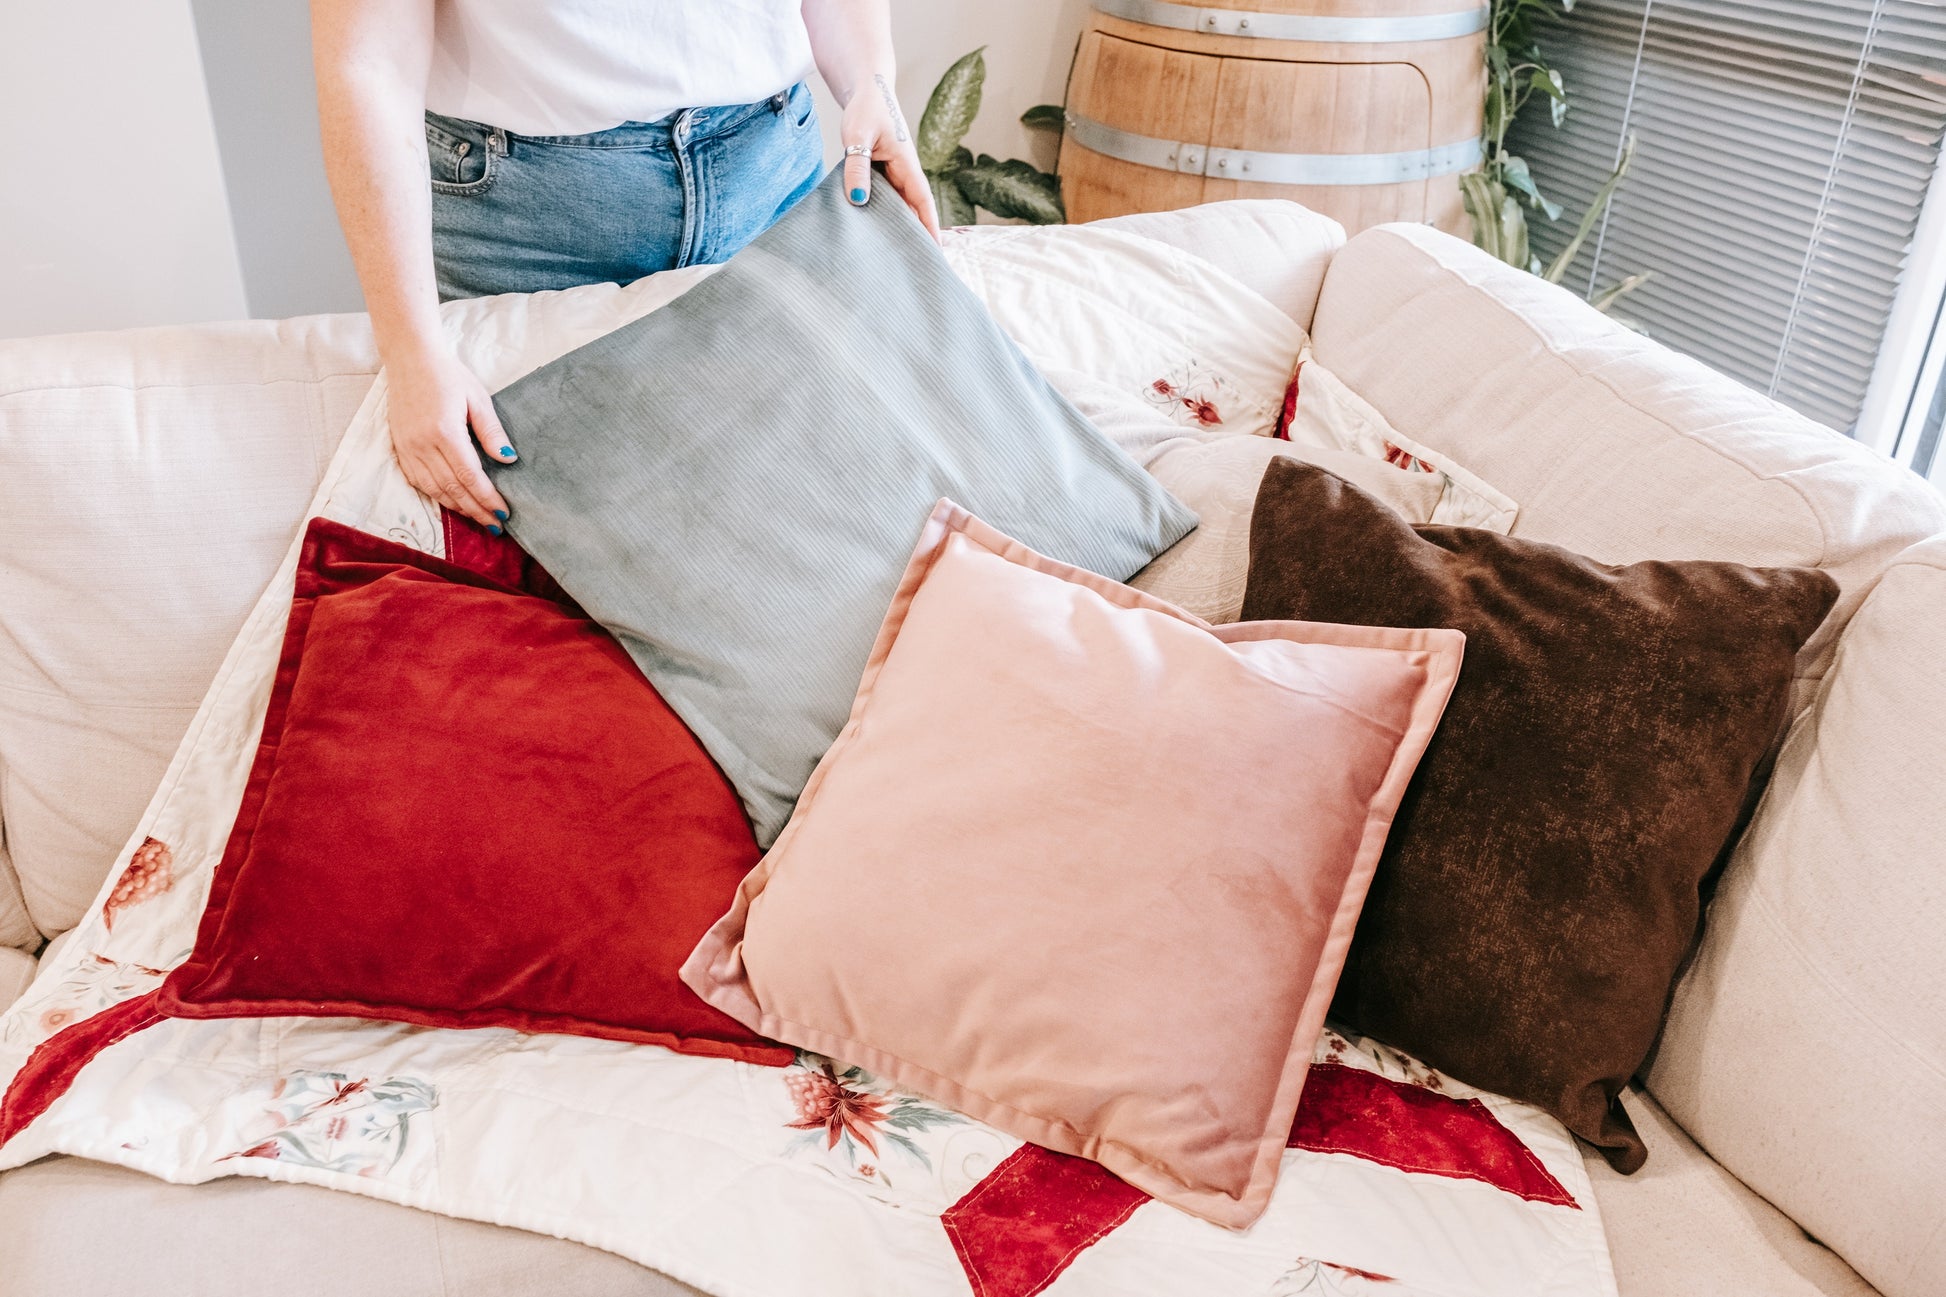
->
xmin=0 ymin=318 xmax=377 ymax=941
xmin=1308 ymin=223 xmax=1946 ymax=709
xmin=1646 ymin=535 xmax=1946 ymax=1297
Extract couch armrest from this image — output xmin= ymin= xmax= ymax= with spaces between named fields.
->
xmin=1647 ymin=536 xmax=1946 ymax=1297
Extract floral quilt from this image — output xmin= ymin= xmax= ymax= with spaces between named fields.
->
xmin=0 ymin=231 xmax=1616 ymax=1297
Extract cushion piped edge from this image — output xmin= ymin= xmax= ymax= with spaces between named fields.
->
xmin=682 ymin=498 xmax=1466 ymax=1228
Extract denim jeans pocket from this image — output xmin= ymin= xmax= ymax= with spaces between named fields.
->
xmin=426 ymin=117 xmax=496 ymax=196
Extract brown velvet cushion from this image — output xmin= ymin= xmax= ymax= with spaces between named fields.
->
xmin=1241 ymin=459 xmax=1839 ymax=1171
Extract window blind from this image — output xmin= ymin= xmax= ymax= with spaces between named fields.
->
xmin=1511 ymin=0 xmax=1946 ymax=437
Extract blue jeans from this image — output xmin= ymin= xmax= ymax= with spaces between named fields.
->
xmin=426 ymin=82 xmax=823 ymax=300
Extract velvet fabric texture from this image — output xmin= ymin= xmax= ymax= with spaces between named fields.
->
xmin=1241 ymin=460 xmax=1839 ymax=1171
xmin=486 ymin=168 xmax=1196 ymax=846
xmin=157 ymin=518 xmax=790 ymax=1066
xmin=685 ymin=502 xmax=1464 ymax=1228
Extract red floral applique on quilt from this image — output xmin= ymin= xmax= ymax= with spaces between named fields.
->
xmin=942 ymin=1143 xmax=1147 ymax=1297
xmin=1380 ymin=442 xmax=1438 ymax=474
xmin=1144 ymin=365 xmax=1228 ymax=428
xmin=103 ymin=837 xmax=173 ymax=932
xmin=1287 ymin=1062 xmax=1578 ymax=1208
xmin=940 ymin=1058 xmax=1575 ymax=1296
xmin=1275 ymin=362 xmax=1303 ymax=440
xmin=0 ymin=989 xmax=165 ymax=1146
xmin=786 ymin=1060 xmax=891 ymax=1153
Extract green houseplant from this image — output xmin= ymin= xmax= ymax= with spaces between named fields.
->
xmin=916 ymin=49 xmax=1066 ymax=226
xmin=1463 ymin=0 xmax=1646 ymax=310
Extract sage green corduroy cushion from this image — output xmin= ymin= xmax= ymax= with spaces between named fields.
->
xmin=490 ymin=169 xmax=1196 ymax=843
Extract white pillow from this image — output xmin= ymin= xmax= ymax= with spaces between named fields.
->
xmin=1283 ymin=344 xmax=1519 ymax=532
xmin=1131 ymin=434 xmax=1448 ymax=623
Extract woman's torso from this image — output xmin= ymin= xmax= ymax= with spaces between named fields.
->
xmin=425 ymin=0 xmax=814 ymax=137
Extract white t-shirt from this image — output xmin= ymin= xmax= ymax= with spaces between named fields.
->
xmin=425 ymin=0 xmax=815 ymax=137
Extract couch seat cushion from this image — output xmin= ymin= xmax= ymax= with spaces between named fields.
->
xmin=1589 ymin=1088 xmax=1878 ymax=1297
xmin=0 ymin=1155 xmax=702 ymax=1297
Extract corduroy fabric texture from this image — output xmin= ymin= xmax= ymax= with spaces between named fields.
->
xmin=488 ymin=167 xmax=1195 ymax=843
xmin=1240 ymin=460 xmax=1839 ymax=1173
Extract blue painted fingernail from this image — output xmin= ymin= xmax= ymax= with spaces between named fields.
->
xmin=493 ymin=509 xmax=508 ymax=522
xmin=498 ymin=446 xmax=516 ymax=458
xmin=488 ymin=524 xmax=502 ymax=536
xmin=850 ymin=187 xmax=867 ymax=204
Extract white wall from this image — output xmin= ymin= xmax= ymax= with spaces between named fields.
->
xmin=0 ymin=1 xmax=247 ymax=338
xmin=192 ymin=0 xmax=365 ymax=318
xmin=816 ymin=1 xmax=1090 ymax=179
xmin=0 ymin=1 xmax=1086 ymax=337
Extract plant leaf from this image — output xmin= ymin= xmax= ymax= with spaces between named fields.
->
xmin=1500 ymin=155 xmax=1541 ymax=202
xmin=917 ymin=49 xmax=985 ymax=172
xmin=930 ymin=171 xmax=977 ymax=227
xmin=1589 ymin=271 xmax=1652 ymax=313
xmin=1503 ymin=194 xmax=1531 ymax=272
xmin=886 ymin=1103 xmax=965 ymax=1131
xmin=1542 ymin=133 xmax=1637 ymax=284
xmin=1496 ymin=155 xmax=1563 ymax=220
xmin=1020 ymin=104 xmax=1066 ymax=133
xmin=1462 ymin=172 xmax=1525 ymax=266
xmin=883 ymin=1131 xmax=932 ymax=1168
xmin=955 ymin=156 xmax=1065 ymax=224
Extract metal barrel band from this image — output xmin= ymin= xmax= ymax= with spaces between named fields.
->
xmin=1064 ymin=113 xmax=1483 ymax=187
xmin=1093 ymin=0 xmax=1489 ymax=43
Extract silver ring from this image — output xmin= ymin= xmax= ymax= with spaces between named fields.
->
xmin=843 ymin=143 xmax=871 ymax=158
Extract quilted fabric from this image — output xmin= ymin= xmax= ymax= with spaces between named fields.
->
xmin=487 ymin=169 xmax=1194 ymax=844
xmin=0 ymin=206 xmax=1616 ymax=1297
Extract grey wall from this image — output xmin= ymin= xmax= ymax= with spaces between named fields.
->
xmin=180 ymin=0 xmax=1086 ymax=322
xmin=191 ymin=0 xmax=363 ymax=318
xmin=0 ymin=1 xmax=248 ymax=337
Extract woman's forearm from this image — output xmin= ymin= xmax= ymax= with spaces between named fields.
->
xmin=801 ymin=0 xmax=898 ymax=113
xmin=312 ymin=0 xmax=445 ymax=373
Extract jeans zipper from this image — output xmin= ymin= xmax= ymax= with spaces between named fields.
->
xmin=673 ymin=109 xmax=699 ymax=268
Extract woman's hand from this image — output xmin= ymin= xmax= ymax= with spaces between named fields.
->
xmin=315 ymin=1 xmax=510 ymax=528
xmin=388 ymin=344 xmax=516 ymax=531
xmin=801 ymin=0 xmax=936 ymax=237
xmin=839 ymin=73 xmax=939 ymax=238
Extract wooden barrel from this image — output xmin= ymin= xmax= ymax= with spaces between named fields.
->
xmin=1059 ymin=0 xmax=1487 ymax=235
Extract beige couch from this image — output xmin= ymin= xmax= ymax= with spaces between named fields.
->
xmin=1 ymin=207 xmax=1941 ymax=1297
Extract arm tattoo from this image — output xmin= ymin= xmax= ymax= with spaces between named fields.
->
xmin=874 ymin=73 xmax=909 ymax=143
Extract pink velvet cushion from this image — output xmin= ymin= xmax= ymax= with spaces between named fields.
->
xmin=683 ymin=502 xmax=1464 ymax=1227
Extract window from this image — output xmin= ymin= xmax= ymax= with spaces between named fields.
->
xmin=1512 ymin=0 xmax=1946 ymax=455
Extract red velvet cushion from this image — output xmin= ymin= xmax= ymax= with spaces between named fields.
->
xmin=156 ymin=517 xmax=791 ymax=1065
